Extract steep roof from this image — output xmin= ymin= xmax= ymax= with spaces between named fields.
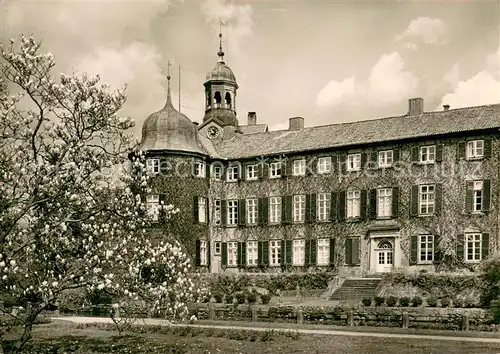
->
xmin=210 ymin=103 xmax=500 ymax=159
xmin=238 ymin=124 xmax=269 ymax=135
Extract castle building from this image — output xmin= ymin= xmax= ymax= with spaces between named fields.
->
xmin=139 ymin=36 xmax=500 ymax=276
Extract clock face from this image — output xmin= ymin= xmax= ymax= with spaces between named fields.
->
xmin=207 ymin=126 xmax=220 ymax=139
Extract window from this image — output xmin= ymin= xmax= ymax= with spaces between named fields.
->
xmin=269 ymin=240 xmax=281 ymax=266
xmin=146 ymin=158 xmax=159 ymax=174
xmin=146 ymin=194 xmax=160 ymax=221
xmin=378 ymin=150 xmax=393 ymax=168
xmin=213 ymin=165 xmax=222 ymax=181
xmin=247 ymin=241 xmax=258 ymax=266
xmin=227 ymin=242 xmax=237 ymax=266
xmin=227 ymin=200 xmax=238 ymax=225
xmin=246 ymin=164 xmax=258 ymax=180
xmin=420 ymin=145 xmax=436 ymax=164
xmin=347 ymin=153 xmax=361 ymax=171
xmin=465 ymin=233 xmax=482 ymax=262
xmin=317 ymin=239 xmax=330 ymax=266
xmin=293 ymin=159 xmax=306 ymax=176
xmin=317 ymin=157 xmax=332 ymax=174
xmin=317 ymin=193 xmax=331 ymax=221
xmin=246 ymin=198 xmax=258 ymax=225
xmin=214 ymin=241 xmax=221 ymax=255
xmin=293 ymin=194 xmax=306 ymax=222
xmin=346 ymin=190 xmax=360 ymax=218
xmin=473 ymin=181 xmax=483 ymax=212
xmin=269 ymin=162 xmax=282 ymax=178
xmin=200 ymin=240 xmax=208 ymax=266
xmin=269 ymin=196 xmax=282 ymax=223
xmin=198 ymin=197 xmax=206 ymax=223
xmin=194 ymin=161 xmax=205 ymax=178
xmin=419 ymin=185 xmax=435 ymax=215
xmin=292 ymin=239 xmax=305 ymax=266
xmin=467 ymin=140 xmax=484 ymax=159
xmin=418 ymin=235 xmax=434 ymax=263
xmin=214 ymin=199 xmax=221 ymax=225
xmin=227 ymin=165 xmax=238 ymax=182
xmin=377 ymin=188 xmax=392 ymax=218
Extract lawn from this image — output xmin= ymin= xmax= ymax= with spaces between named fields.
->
xmin=4 ymin=321 xmax=500 ymax=354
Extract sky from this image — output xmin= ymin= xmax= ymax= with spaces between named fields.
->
xmin=1 ymin=0 xmax=499 ymax=138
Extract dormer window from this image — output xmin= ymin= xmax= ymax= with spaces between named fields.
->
xmin=227 ymin=165 xmax=238 ymax=182
xmin=194 ymin=161 xmax=205 ymax=178
xmin=467 ymin=140 xmax=484 ymax=159
xmin=347 ymin=154 xmax=361 ymax=171
xmin=269 ymin=162 xmax=282 ymax=178
xmin=146 ymin=158 xmax=159 ymax=174
xmin=420 ymin=145 xmax=435 ymax=164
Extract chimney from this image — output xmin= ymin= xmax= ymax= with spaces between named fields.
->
xmin=247 ymin=112 xmax=257 ymax=125
xmin=408 ymin=97 xmax=424 ymax=116
xmin=443 ymin=104 xmax=450 ymax=111
xmin=289 ymin=117 xmax=304 ymax=131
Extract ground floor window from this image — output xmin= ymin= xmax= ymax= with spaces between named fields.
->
xmin=200 ymin=240 xmax=208 ymax=265
xmin=247 ymin=241 xmax=258 ymax=266
xmin=269 ymin=240 xmax=281 ymax=266
xmin=292 ymin=239 xmax=305 ymax=266
xmin=317 ymin=239 xmax=330 ymax=266
xmin=466 ymin=233 xmax=482 ymax=262
xmin=418 ymin=235 xmax=433 ymax=263
xmin=227 ymin=242 xmax=237 ymax=266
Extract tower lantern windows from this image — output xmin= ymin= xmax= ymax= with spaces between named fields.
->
xmin=225 ymin=92 xmax=232 ymax=109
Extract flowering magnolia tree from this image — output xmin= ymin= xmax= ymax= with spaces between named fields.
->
xmin=0 ymin=35 xmax=203 ymax=352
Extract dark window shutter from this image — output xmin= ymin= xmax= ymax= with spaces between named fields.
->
xmin=310 ymin=239 xmax=317 ymax=265
xmin=369 ymin=189 xmax=377 ymax=219
xmin=307 ymin=156 xmax=316 ymax=176
xmin=236 ymin=164 xmax=243 ymax=181
xmin=435 ymin=183 xmax=443 ymax=216
xmin=457 ymin=142 xmax=466 ymax=160
xmin=360 ymin=190 xmax=367 ymax=219
xmin=221 ymin=200 xmax=227 ymax=226
xmin=410 ymin=236 xmax=418 ymax=265
xmin=286 ymin=240 xmax=292 ymax=265
xmin=360 ymin=152 xmax=367 ymax=170
xmin=482 ymin=233 xmax=490 ymax=259
xmin=330 ymin=192 xmax=338 ymax=221
xmin=338 ymin=191 xmax=346 ymax=221
xmin=393 ymin=148 xmax=400 ymax=163
xmin=433 ymin=235 xmax=441 ymax=264
xmin=259 ymin=162 xmax=269 ymax=180
xmin=308 ymin=193 xmax=317 ymax=222
xmin=241 ymin=242 xmax=247 ymax=266
xmin=345 ymin=238 xmax=353 ymax=265
xmin=237 ymin=242 xmax=243 ymax=267
xmin=351 ymin=238 xmax=360 ymax=265
xmin=195 ymin=239 xmax=201 ymax=266
xmin=340 ymin=154 xmax=347 ymax=174
xmin=483 ymin=179 xmax=491 ymax=212
xmin=262 ymin=241 xmax=269 ymax=266
xmin=257 ymin=241 xmax=263 ymax=265
xmin=304 ymin=239 xmax=311 ymax=266
xmin=331 ymin=155 xmax=338 ymax=174
xmin=221 ymin=242 xmax=228 ymax=266
xmin=456 ymin=234 xmax=465 ymax=261
xmin=207 ymin=241 xmax=211 ymax=267
xmin=411 ymin=185 xmax=419 ymax=216
xmin=371 ymin=150 xmax=378 ymax=168
xmin=392 ymin=186 xmax=399 ymax=218
xmin=484 ymin=138 xmax=492 ymax=158
xmin=435 ymin=144 xmax=443 ymax=162
xmin=205 ymin=198 xmax=209 ymax=224
xmin=465 ymin=181 xmax=474 ymax=213
xmin=284 ymin=157 xmax=292 ymax=177
xmin=205 ymin=162 xmax=210 ymax=178
xmin=284 ymin=195 xmax=293 ymax=224
xmin=280 ymin=240 xmax=286 ymax=265
xmin=238 ymin=199 xmax=246 ymax=226
xmin=411 ymin=146 xmax=419 ymax=162
xmin=329 ymin=239 xmax=336 ymax=266
xmin=193 ymin=196 xmax=199 ymax=222
xmin=259 ymin=197 xmax=269 ymax=225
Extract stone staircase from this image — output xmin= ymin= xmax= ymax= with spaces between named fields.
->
xmin=330 ymin=277 xmax=382 ymax=301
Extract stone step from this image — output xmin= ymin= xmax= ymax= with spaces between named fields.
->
xmin=330 ymin=277 xmax=381 ymax=301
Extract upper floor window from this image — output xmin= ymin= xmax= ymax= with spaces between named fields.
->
xmin=246 ymin=198 xmax=258 ymax=225
xmin=227 ymin=241 xmax=237 ymax=266
xmin=146 ymin=158 xmax=159 ymax=174
xmin=227 ymin=165 xmax=238 ymax=182
xmin=247 ymin=241 xmax=258 ymax=266
xmin=213 ymin=165 xmax=222 ymax=181
xmin=269 ymin=162 xmax=282 ymax=178
xmin=246 ymin=164 xmax=258 ymax=180
xmin=467 ymin=140 xmax=484 ymax=159
xmin=420 ymin=145 xmax=436 ymax=164
xmin=293 ymin=194 xmax=306 ymax=222
xmin=293 ymin=159 xmax=306 ymax=176
xmin=377 ymin=188 xmax=392 ymax=218
xmin=473 ymin=181 xmax=483 ymax=212
xmin=317 ymin=193 xmax=331 ymax=221
xmin=269 ymin=196 xmax=282 ymax=224
xmin=317 ymin=238 xmax=330 ymax=266
xmin=197 ymin=197 xmax=207 ymax=223
xmin=227 ymin=200 xmax=238 ymax=225
xmin=269 ymin=240 xmax=281 ymax=266
xmin=317 ymin=157 xmax=332 ymax=174
xmin=194 ymin=161 xmax=205 ymax=178
xmin=146 ymin=194 xmax=160 ymax=221
xmin=378 ymin=150 xmax=393 ymax=168
xmin=214 ymin=199 xmax=221 ymax=225
xmin=419 ymin=184 xmax=435 ymax=215
xmin=465 ymin=233 xmax=482 ymax=262
xmin=200 ymin=240 xmax=208 ymax=266
xmin=214 ymin=241 xmax=221 ymax=255
xmin=419 ymin=235 xmax=433 ymax=263
xmin=346 ymin=190 xmax=361 ymax=218
xmin=292 ymin=239 xmax=305 ymax=266
xmin=347 ymin=153 xmax=361 ymax=171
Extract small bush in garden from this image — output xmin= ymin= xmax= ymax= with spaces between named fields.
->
xmin=361 ymin=298 xmax=372 ymax=306
xmin=225 ymin=294 xmax=234 ymax=304
xmin=386 ymin=296 xmax=398 ymax=307
xmin=235 ymin=293 xmax=246 ymax=304
xmin=453 ymin=298 xmax=464 ymax=308
xmin=261 ymin=294 xmax=271 ymax=305
xmin=213 ymin=293 xmax=223 ymax=303
xmin=426 ymin=296 xmax=438 ymax=307
xmin=399 ymin=297 xmax=410 ymax=307
xmin=247 ymin=292 xmax=257 ymax=304
xmin=411 ymin=296 xmax=423 ymax=307
xmin=259 ymin=329 xmax=275 ymax=342
xmin=374 ymin=296 xmax=385 ymax=306
xmin=440 ymin=298 xmax=451 ymax=308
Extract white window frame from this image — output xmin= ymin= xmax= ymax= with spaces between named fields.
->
xmin=212 ymin=165 xmax=222 ymax=181
xmin=420 ymin=145 xmax=436 ymax=164
xmin=418 ymin=235 xmax=434 ymax=264
xmin=292 ymin=239 xmax=305 ymax=266
xmin=198 ymin=197 xmax=207 ymax=223
xmin=247 ymin=241 xmax=258 ymax=266
xmin=473 ymin=181 xmax=483 ymax=212
xmin=346 ymin=190 xmax=360 ymax=218
xmin=146 ymin=194 xmax=160 ymax=221
xmin=419 ymin=184 xmax=435 ymax=215
xmin=347 ymin=153 xmax=361 ymax=171
xmin=317 ymin=238 xmax=330 ymax=266
xmin=378 ymin=150 xmax=393 ymax=168
xmin=293 ymin=159 xmax=306 ymax=176
xmin=227 ymin=200 xmax=238 ymax=225
xmin=246 ymin=198 xmax=258 ymax=225
xmin=269 ymin=240 xmax=281 ymax=266
xmin=465 ymin=233 xmax=482 ymax=262
xmin=146 ymin=158 xmax=160 ymax=174
xmin=227 ymin=242 xmax=238 ymax=266
xmin=269 ymin=161 xmax=282 ymax=178
xmin=317 ymin=193 xmax=331 ymax=221
xmin=317 ymin=157 xmax=332 ymax=174
xmin=246 ymin=164 xmax=258 ymax=181
xmin=227 ymin=165 xmax=238 ymax=182
xmin=377 ymin=188 xmax=392 ymax=218
xmin=200 ymin=240 xmax=208 ymax=266
xmin=194 ymin=161 xmax=205 ymax=178
xmin=214 ymin=241 xmax=221 ymax=255
xmin=467 ymin=140 xmax=484 ymax=159
xmin=214 ymin=199 xmax=221 ymax=225
xmin=269 ymin=196 xmax=282 ymax=224
xmin=293 ymin=194 xmax=306 ymax=222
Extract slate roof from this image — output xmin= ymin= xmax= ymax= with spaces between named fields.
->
xmin=208 ymin=103 xmax=500 ymax=160
xmin=238 ymin=124 xmax=269 ymax=135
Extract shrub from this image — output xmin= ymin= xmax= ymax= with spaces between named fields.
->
xmin=399 ymin=297 xmax=410 ymax=307
xmin=411 ymin=296 xmax=423 ymax=307
xmin=453 ymin=298 xmax=464 ymax=308
xmin=374 ymin=296 xmax=385 ymax=306
xmin=361 ymin=298 xmax=372 ymax=306
xmin=386 ymin=296 xmax=398 ymax=307
xmin=426 ymin=296 xmax=438 ymax=307
xmin=247 ymin=292 xmax=257 ymax=304
xmin=225 ymin=294 xmax=234 ymax=304
xmin=440 ymin=298 xmax=451 ymax=308
xmin=464 ymin=297 xmax=476 ymax=308
xmin=261 ymin=294 xmax=271 ymax=305
xmin=480 ymin=254 xmax=500 ymax=307
xmin=235 ymin=293 xmax=246 ymax=304
xmin=213 ymin=293 xmax=223 ymax=303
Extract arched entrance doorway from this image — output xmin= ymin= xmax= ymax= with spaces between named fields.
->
xmin=375 ymin=239 xmax=394 ymax=273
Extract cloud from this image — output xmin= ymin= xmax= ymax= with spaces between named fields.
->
xmin=316 ymin=52 xmax=417 ymax=108
xmin=396 ymin=17 xmax=447 ymax=46
xmin=443 ymin=63 xmax=461 ymax=87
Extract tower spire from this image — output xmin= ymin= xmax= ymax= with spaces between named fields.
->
xmin=164 ymin=60 xmax=173 ymax=108
xmin=217 ymin=20 xmax=225 ymax=63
